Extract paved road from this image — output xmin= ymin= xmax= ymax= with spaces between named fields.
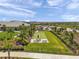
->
xmin=0 ymin=52 xmax=79 ymax=59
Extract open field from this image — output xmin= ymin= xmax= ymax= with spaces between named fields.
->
xmin=24 ymin=31 xmax=72 ymax=54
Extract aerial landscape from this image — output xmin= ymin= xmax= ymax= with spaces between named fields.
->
xmin=0 ymin=0 xmax=79 ymax=59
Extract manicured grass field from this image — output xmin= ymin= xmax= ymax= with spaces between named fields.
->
xmin=32 ymin=31 xmax=47 ymax=39
xmin=45 ymin=31 xmax=68 ymax=50
xmin=24 ymin=31 xmax=73 ymax=54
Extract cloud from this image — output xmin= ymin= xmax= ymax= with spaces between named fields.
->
xmin=28 ymin=0 xmax=42 ymax=7
xmin=24 ymin=19 xmax=30 ymax=22
xmin=0 ymin=0 xmax=8 ymax=3
xmin=11 ymin=0 xmax=42 ymax=7
xmin=47 ymin=0 xmax=63 ymax=6
xmin=66 ymin=0 xmax=79 ymax=9
xmin=0 ymin=3 xmax=35 ymax=15
xmin=0 ymin=9 xmax=32 ymax=17
xmin=61 ymin=14 xmax=79 ymax=22
xmin=66 ymin=2 xmax=79 ymax=9
xmin=0 ymin=1 xmax=36 ymax=20
xmin=71 ymin=0 xmax=79 ymax=2
xmin=32 ymin=2 xmax=42 ymax=7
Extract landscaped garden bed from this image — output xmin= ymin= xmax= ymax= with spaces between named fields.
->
xmin=0 ymin=32 xmax=24 ymax=51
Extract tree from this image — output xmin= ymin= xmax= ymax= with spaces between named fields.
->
xmin=19 ymin=24 xmax=27 ymax=40
xmin=7 ymin=28 xmax=14 ymax=40
xmin=54 ymin=27 xmax=57 ymax=32
xmin=2 ymin=24 xmax=6 ymax=31
xmin=29 ymin=23 xmax=35 ymax=38
xmin=17 ymin=24 xmax=29 ymax=46
xmin=70 ymin=32 xmax=74 ymax=45
xmin=5 ymin=28 xmax=14 ymax=59
xmin=30 ymin=23 xmax=35 ymax=35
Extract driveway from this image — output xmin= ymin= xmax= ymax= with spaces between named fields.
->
xmin=0 ymin=51 xmax=79 ymax=59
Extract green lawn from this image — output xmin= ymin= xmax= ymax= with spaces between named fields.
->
xmin=24 ymin=31 xmax=73 ymax=55
xmin=32 ymin=31 xmax=47 ymax=39
xmin=0 ymin=32 xmax=19 ymax=40
xmin=45 ymin=31 xmax=68 ymax=50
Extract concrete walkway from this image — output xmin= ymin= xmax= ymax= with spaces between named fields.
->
xmin=0 ymin=52 xmax=79 ymax=59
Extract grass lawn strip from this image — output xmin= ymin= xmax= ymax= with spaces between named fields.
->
xmin=45 ymin=31 xmax=73 ymax=53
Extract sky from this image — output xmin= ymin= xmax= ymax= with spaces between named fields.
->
xmin=0 ymin=0 xmax=79 ymax=22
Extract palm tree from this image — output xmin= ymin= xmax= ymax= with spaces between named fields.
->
xmin=17 ymin=24 xmax=29 ymax=47
xmin=19 ymin=24 xmax=27 ymax=40
xmin=30 ymin=23 xmax=36 ymax=36
xmin=6 ymin=28 xmax=14 ymax=59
